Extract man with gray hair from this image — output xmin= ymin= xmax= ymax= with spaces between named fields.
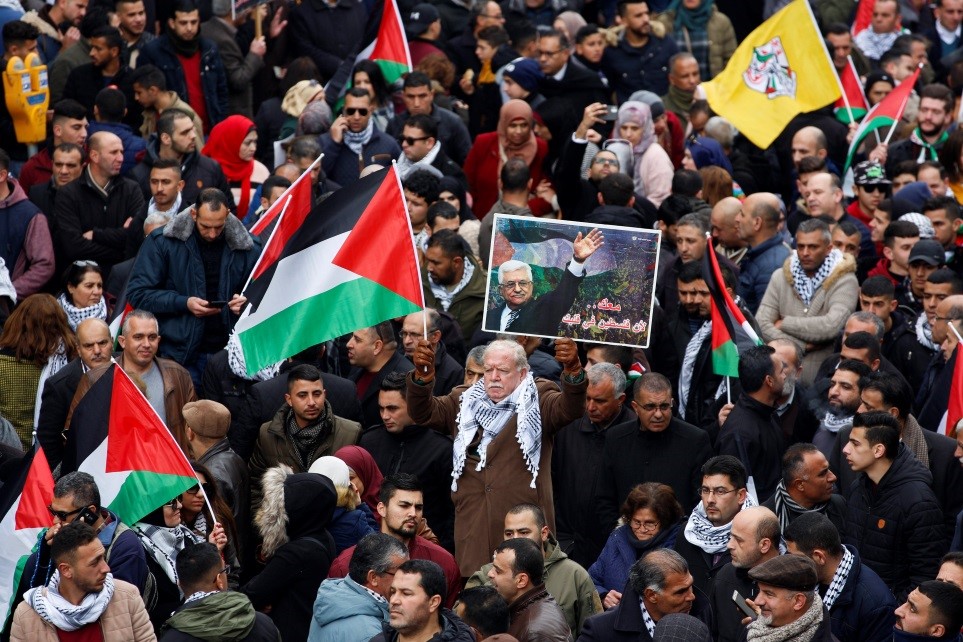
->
xmin=308 ymin=532 xmax=408 ymax=641
xmin=554 ymin=362 xmax=636 ymax=567
xmin=408 ymin=336 xmax=587 ymax=576
xmin=485 ymin=227 xmax=604 ymax=333
xmin=399 ymin=309 xmax=463 ymax=396
xmin=578 ymin=549 xmax=710 ymax=641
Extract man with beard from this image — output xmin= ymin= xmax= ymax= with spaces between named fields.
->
xmin=744 ymin=555 xmax=836 ymax=641
xmin=915 ymin=293 xmax=963 ymax=417
xmin=711 ymin=507 xmax=781 ymax=642
xmin=892 ymin=581 xmax=963 ymax=641
xmin=662 ymin=53 xmax=701 ymax=125
xmin=327 ymin=474 xmax=461 ymax=608
xmin=601 ymin=0 xmax=678 ymax=101
xmin=398 ymin=310 xmax=463 ymax=397
xmin=422 ymin=230 xmax=485 ymax=341
xmin=808 ymin=359 xmax=871 ymax=460
xmin=874 ymin=84 xmax=955 ymax=176
xmin=114 ymin=0 xmax=153 ymax=67
xmin=62 ymin=26 xmax=140 ymax=129
xmin=761 ymin=443 xmax=846 ymax=535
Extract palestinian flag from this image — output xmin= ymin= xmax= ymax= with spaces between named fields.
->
xmin=844 ymin=65 xmax=921 ymax=173
xmin=249 ymin=160 xmax=315 ymax=238
xmin=61 ymin=364 xmax=198 ymax=526
xmin=0 ymin=445 xmax=54 ymax=627
xmin=938 ymin=344 xmax=963 ymax=438
xmin=108 ymin=302 xmax=133 ymax=350
xmin=702 ymin=238 xmax=762 ymax=377
xmin=834 ymin=56 xmax=868 ymax=124
xmin=235 ymin=166 xmax=424 ymax=375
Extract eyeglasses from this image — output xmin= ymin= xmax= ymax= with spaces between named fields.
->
xmin=592 ymin=157 xmax=619 ymax=167
xmin=630 ymin=519 xmax=660 ymax=531
xmin=859 ymin=184 xmax=889 ymax=193
xmin=499 ymin=280 xmax=532 ymax=290
xmin=344 ymin=108 xmax=369 ymax=116
xmin=699 ymin=486 xmax=738 ymax=498
xmin=637 ymin=402 xmax=672 ymax=413
xmin=72 ymin=260 xmax=99 ymax=267
xmin=47 ymin=505 xmax=84 ymax=521
xmin=166 ymin=498 xmax=182 ymax=510
xmin=398 ymin=135 xmax=430 ymax=146
xmin=219 ymin=565 xmax=231 ymax=576
xmin=537 ymin=49 xmax=563 ymax=58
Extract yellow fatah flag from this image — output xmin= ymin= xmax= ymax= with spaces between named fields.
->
xmin=701 ymin=0 xmax=840 ymax=149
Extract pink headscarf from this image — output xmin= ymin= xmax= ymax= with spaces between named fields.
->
xmin=497 ymin=99 xmax=538 ymax=172
xmin=335 ymin=446 xmax=383 ymax=516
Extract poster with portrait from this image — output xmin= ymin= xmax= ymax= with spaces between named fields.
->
xmin=481 ymin=214 xmax=661 ymax=348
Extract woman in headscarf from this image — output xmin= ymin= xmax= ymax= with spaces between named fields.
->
xmin=309 ymin=455 xmax=376 ymax=554
xmin=334 ymin=445 xmax=383 ymax=517
xmin=202 ymin=115 xmax=270 ymax=222
xmin=463 ymin=99 xmax=553 ymax=218
xmin=615 ymin=101 xmax=674 ymax=207
xmin=656 ymin=0 xmax=737 ymax=81
xmin=553 ymin=11 xmax=587 ymax=51
xmin=683 ymin=135 xmax=733 ymax=173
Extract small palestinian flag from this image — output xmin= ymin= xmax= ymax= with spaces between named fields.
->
xmin=702 ymin=238 xmax=762 ymax=377
xmin=108 ymin=302 xmax=133 ymax=350
xmin=236 ymin=166 xmax=424 ymax=375
xmin=834 ymin=56 xmax=868 ymax=124
xmin=845 ymin=65 xmax=921 ymax=173
xmin=61 ymin=364 xmax=198 ymax=526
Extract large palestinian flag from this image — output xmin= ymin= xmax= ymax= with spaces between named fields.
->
xmin=235 ymin=166 xmax=424 ymax=375
xmin=844 ymin=65 xmax=921 ymax=173
xmin=61 ymin=364 xmax=198 ymax=526
xmin=702 ymin=238 xmax=762 ymax=377
xmin=0 ymin=445 xmax=54 ymax=627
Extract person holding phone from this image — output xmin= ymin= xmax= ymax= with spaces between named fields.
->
xmin=319 ymin=87 xmax=401 ymax=188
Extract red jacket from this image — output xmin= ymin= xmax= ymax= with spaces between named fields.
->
xmin=464 ymin=132 xmax=553 ymax=218
xmin=16 ymin=148 xmax=52 ymax=194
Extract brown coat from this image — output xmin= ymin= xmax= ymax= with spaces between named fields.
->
xmin=10 ymin=580 xmax=156 ymax=642
xmin=65 ymin=355 xmax=197 ymax=453
xmin=406 ymin=375 xmax=587 ymax=576
xmin=508 ymin=585 xmax=574 ymax=642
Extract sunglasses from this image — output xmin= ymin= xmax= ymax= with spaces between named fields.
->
xmin=183 ymin=483 xmax=212 ymax=496
xmin=398 ymin=135 xmax=430 ymax=146
xmin=47 ymin=505 xmax=83 ymax=521
xmin=860 ymin=184 xmax=889 ymax=193
xmin=344 ymin=107 xmax=369 ymax=116
xmin=166 ymin=497 xmax=182 ymax=510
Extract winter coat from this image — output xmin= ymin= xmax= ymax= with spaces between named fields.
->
xmin=159 ymin=591 xmax=279 ymax=641
xmin=737 ymin=234 xmax=791 ymax=315
xmin=655 ymin=6 xmax=738 ymax=80
xmin=881 ymin=310 xmax=934 ymax=393
xmin=308 ymin=576 xmax=388 ymax=642
xmin=138 ymin=34 xmax=229 ymax=129
xmin=0 ymin=178 xmax=54 ymax=299
xmin=196 ymin=438 xmax=249 ymax=554
xmin=717 ymin=393 xmax=785 ymax=503
xmin=327 ymin=505 xmax=376 ymax=554
xmin=466 ymin=535 xmax=603 ymax=636
xmin=756 ymin=253 xmax=859 ymax=384
xmin=126 ymin=208 xmax=260 ymax=365
xmin=10 ymin=579 xmax=154 ymax=642
xmin=819 ymin=546 xmax=897 ymax=642
xmin=200 ymin=17 xmax=262 ymax=118
xmin=588 ymin=521 xmax=682 ymax=599
xmin=387 ymin=106 xmax=473 ymax=166
xmin=674 ymin=528 xmax=732 ymax=595
xmin=369 ymin=608 xmax=476 ymax=642
xmin=463 ymin=132 xmax=553 ymax=218
xmin=508 ymin=585 xmax=573 ymax=642
xmin=576 ymin=581 xmax=712 ymax=642
xmin=710 ymin=562 xmax=756 ymax=642
xmin=88 ymin=121 xmax=148 ymax=176
xmin=62 ymin=63 xmax=141 ymax=129
xmin=422 ymin=253 xmax=487 ymax=342
xmin=843 ymin=445 xmax=946 ymax=601
xmin=349 ymin=351 xmax=415 ymax=431
xmin=53 ymin=167 xmax=146 ymax=270
xmin=406 ymin=374 xmax=587 ymax=576
xmin=289 ymin=0 xmax=367 ymax=78
xmin=601 ymin=32 xmax=680 ymax=101
xmin=128 ymin=138 xmax=234 ymax=211
xmin=596 ymin=416 xmax=712 ymax=526
xmin=319 ymin=129 xmax=402 ymax=188
xmin=584 ymin=204 xmax=650 ymax=229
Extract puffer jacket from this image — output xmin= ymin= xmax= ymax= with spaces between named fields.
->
xmin=655 ymin=5 xmax=738 ymax=80
xmin=825 ymin=546 xmax=897 ymax=642
xmin=126 ymin=208 xmax=260 ymax=365
xmin=308 ymin=576 xmax=388 ymax=642
xmin=843 ymin=445 xmax=946 ymax=601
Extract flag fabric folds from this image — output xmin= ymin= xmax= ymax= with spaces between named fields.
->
xmin=844 ymin=65 xmax=921 ymax=173
xmin=249 ymin=160 xmax=315 ymax=237
xmin=61 ymin=364 xmax=198 ymax=526
xmin=834 ymin=56 xmax=869 ymax=124
xmin=939 ymin=345 xmax=963 ymax=438
xmin=701 ymin=0 xmax=840 ymax=149
xmin=235 ymin=166 xmax=425 ymax=375
xmin=702 ymin=242 xmax=763 ymax=378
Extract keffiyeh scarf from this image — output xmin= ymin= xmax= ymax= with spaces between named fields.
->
xmin=58 ymin=293 xmax=107 ymax=331
xmin=640 ymin=599 xmax=657 ymax=638
xmin=226 ymin=332 xmax=281 ymax=382
xmin=430 ymin=257 xmax=475 ymax=312
xmin=684 ymin=495 xmax=756 ymax=553
xmin=184 ymin=590 xmax=219 ymax=605
xmin=133 ymin=523 xmax=203 ymax=584
xmin=820 ymin=409 xmax=853 ymax=435
xmin=790 ymin=248 xmax=843 ymax=306
xmin=25 ymin=571 xmax=115 ymax=632
xmin=771 ymin=480 xmax=828 ymax=532
xmin=452 ymin=374 xmax=541 ymax=491
xmin=910 ymin=127 xmax=949 ymax=163
xmin=823 ymin=547 xmax=854 ymax=610
xmin=915 ymin=313 xmax=939 ymax=351
xmin=678 ymin=320 xmax=711 ymax=420
xmin=344 ymin=120 xmax=374 ymax=155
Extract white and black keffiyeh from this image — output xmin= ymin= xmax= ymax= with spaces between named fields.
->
xmin=823 ymin=547 xmax=854 ymax=610
xmin=226 ymin=332 xmax=281 ymax=382
xmin=452 ymin=374 xmax=541 ymax=491
xmin=57 ymin=293 xmax=107 ymax=331
xmin=683 ymin=495 xmax=756 ymax=554
xmin=25 ymin=571 xmax=115 ymax=631
xmin=184 ymin=590 xmax=218 ymax=605
xmin=915 ymin=313 xmax=939 ymax=351
xmin=133 ymin=523 xmax=204 ymax=584
xmin=820 ymin=409 xmax=853 ymax=435
xmin=789 ymin=249 xmax=843 ymax=306
xmin=430 ymin=258 xmax=475 ymax=312
xmin=678 ymin=320 xmax=711 ymax=420
xmin=771 ymin=480 xmax=829 ymax=532
xmin=639 ymin=598 xmax=657 ymax=638
xmin=344 ymin=119 xmax=374 ymax=155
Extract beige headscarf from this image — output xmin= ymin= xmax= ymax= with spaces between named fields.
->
xmin=497 ymin=99 xmax=538 ymax=173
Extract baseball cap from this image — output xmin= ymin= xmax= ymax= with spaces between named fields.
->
xmin=853 ymin=160 xmax=891 ymax=186
xmin=908 ymin=239 xmax=946 ymax=266
xmin=406 ymin=4 xmax=439 ymax=38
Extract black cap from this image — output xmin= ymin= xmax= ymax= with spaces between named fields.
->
xmin=406 ymin=3 xmax=439 ymax=37
xmin=908 ymin=239 xmax=946 ymax=266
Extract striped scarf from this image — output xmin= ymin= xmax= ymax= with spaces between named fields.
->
xmin=771 ymin=480 xmax=829 ymax=532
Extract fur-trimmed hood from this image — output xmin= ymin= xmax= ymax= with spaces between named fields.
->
xmin=162 ymin=206 xmax=254 ymax=251
xmin=256 ymin=464 xmax=336 ymax=559
xmin=20 ymin=10 xmax=61 ymax=41
xmin=781 ymin=251 xmax=856 ymax=291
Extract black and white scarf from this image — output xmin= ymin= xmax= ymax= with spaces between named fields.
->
xmin=26 ymin=571 xmax=115 ymax=631
xmin=133 ymin=523 xmax=203 ymax=584
xmin=226 ymin=333 xmax=280 ymax=382
xmin=639 ymin=598 xmax=657 ymax=638
xmin=823 ymin=547 xmax=854 ymax=610
xmin=184 ymin=590 xmax=219 ymax=605
xmin=430 ymin=258 xmax=475 ymax=312
xmin=452 ymin=374 xmax=541 ymax=491
xmin=57 ymin=293 xmax=107 ymax=331
xmin=820 ymin=409 xmax=853 ymax=435
xmin=678 ymin=320 xmax=711 ymax=420
xmin=771 ymin=480 xmax=829 ymax=532
xmin=344 ymin=120 xmax=374 ymax=155
xmin=789 ymin=249 xmax=843 ymax=307
xmin=683 ymin=495 xmax=756 ymax=554
xmin=915 ymin=313 xmax=939 ymax=351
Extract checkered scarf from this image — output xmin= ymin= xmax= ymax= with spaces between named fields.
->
xmin=823 ymin=547 xmax=854 ymax=610
xmin=771 ymin=480 xmax=829 ymax=532
xmin=452 ymin=374 xmax=541 ymax=491
xmin=678 ymin=320 xmax=711 ymax=421
xmin=429 ymin=257 xmax=475 ymax=312
xmin=57 ymin=293 xmax=107 ymax=331
xmin=640 ymin=598 xmax=657 ymax=638
xmin=789 ymin=249 xmax=843 ymax=307
xmin=683 ymin=494 xmax=756 ymax=553
xmin=26 ymin=571 xmax=115 ymax=631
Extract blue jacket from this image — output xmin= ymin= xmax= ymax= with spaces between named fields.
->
xmin=138 ymin=34 xmax=229 ymax=129
xmin=327 ymin=505 xmax=377 ymax=555
xmin=319 ymin=130 xmax=402 ymax=188
xmin=88 ymin=121 xmax=147 ymax=177
xmin=737 ymin=234 xmax=790 ymax=315
xmin=308 ymin=576 xmax=388 ymax=642
xmin=126 ymin=208 xmax=260 ymax=364
xmin=588 ymin=521 xmax=682 ymax=597
xmin=827 ymin=546 xmax=896 ymax=642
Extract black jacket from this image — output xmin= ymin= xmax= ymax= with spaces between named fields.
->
xmin=349 ymin=351 xmax=415 ymax=431
xmin=538 ymin=59 xmax=610 ymax=133
xmin=129 ymin=137 xmax=234 ymax=212
xmin=585 ymin=204 xmax=651 ymax=229
xmin=555 ymin=136 xmax=604 ymax=223
xmin=289 ymin=0 xmax=367 ymax=78
xmin=881 ymin=310 xmax=934 ymax=393
xmin=596 ymin=416 xmax=713 ymax=527
xmin=843 ymin=445 xmax=946 ymax=601
xmin=717 ymin=394 xmax=785 ymax=503
xmin=358 ymin=424 xmax=455 ymax=552
xmin=387 ymin=105 xmax=473 ymax=166
xmin=552 ymin=404 xmax=637 ymax=568
xmin=710 ymin=562 xmax=755 ymax=642
xmin=674 ymin=530 xmax=732 ymax=596
xmin=600 ymin=33 xmax=680 ymax=101
xmin=821 ymin=546 xmax=897 ymax=642
xmin=369 ymin=608 xmax=475 ymax=642
xmin=577 ymin=580 xmax=712 ymax=642
xmin=233 ymin=369 xmax=361 ymax=460
xmin=62 ymin=62 xmax=142 ymax=129
xmin=36 ymin=358 xmax=84 ymax=470
xmin=485 ymin=264 xmax=585 ymax=335
xmin=200 ymin=349 xmax=258 ymax=429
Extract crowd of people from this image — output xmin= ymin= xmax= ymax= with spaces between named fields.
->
xmin=2 ymin=0 xmax=963 ymax=640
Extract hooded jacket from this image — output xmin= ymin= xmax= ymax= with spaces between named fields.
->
xmin=307 ymin=576 xmax=388 ymax=642
xmin=0 ymin=178 xmax=54 ymax=299
xmin=242 ymin=467 xmax=337 ymax=642
xmin=843 ymin=445 xmax=946 ymax=601
xmin=160 ymin=590 xmax=279 ymax=641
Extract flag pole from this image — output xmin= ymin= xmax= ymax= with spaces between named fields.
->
xmin=882 ymin=64 xmax=922 ymax=146
xmin=847 ymin=55 xmax=882 ymax=145
xmin=726 ymin=376 xmax=731 ymax=405
xmin=249 ymin=153 xmax=323 ymax=236
xmin=950 ymin=319 xmax=963 ymax=345
xmin=241 ymin=194 xmax=292 ymax=294
xmin=837 ymin=57 xmax=857 ymax=125
xmin=391 ymin=160 xmax=431 ymax=369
